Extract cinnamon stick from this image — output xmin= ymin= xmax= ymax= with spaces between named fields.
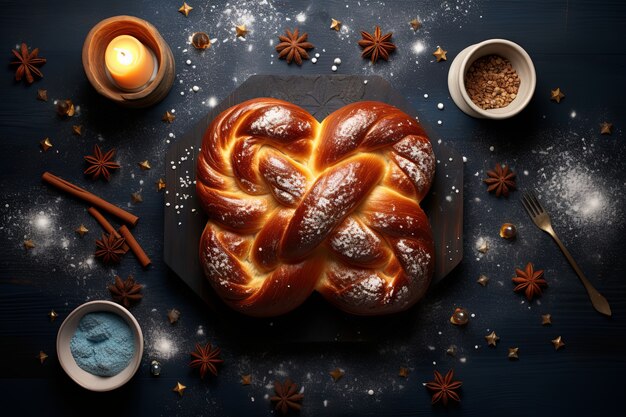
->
xmin=87 ymin=207 xmax=129 ymax=252
xmin=119 ymin=225 xmax=151 ymax=268
xmin=42 ymin=172 xmax=139 ymax=227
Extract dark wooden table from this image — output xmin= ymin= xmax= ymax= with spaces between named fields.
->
xmin=1 ymin=1 xmax=625 ymax=416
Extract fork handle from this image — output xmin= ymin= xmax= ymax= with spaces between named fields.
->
xmin=546 ymin=228 xmax=612 ymax=317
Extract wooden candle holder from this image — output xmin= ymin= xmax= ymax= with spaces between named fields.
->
xmin=82 ymin=15 xmax=175 ymax=108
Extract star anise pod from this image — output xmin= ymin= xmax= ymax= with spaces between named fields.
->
xmin=84 ymin=144 xmax=121 ymax=181
xmin=275 ymin=28 xmax=314 ymax=65
xmin=358 ymin=26 xmax=396 ymax=63
xmin=190 ymin=342 xmax=223 ymax=378
xmin=483 ymin=164 xmax=516 ymax=197
xmin=95 ymin=232 xmax=126 ymax=264
xmin=512 ymin=262 xmax=547 ymax=301
xmin=270 ymin=379 xmax=304 ymax=415
xmin=108 ymin=275 xmax=143 ymax=307
xmin=10 ymin=43 xmax=46 ymax=84
xmin=425 ymin=370 xmax=462 ymax=406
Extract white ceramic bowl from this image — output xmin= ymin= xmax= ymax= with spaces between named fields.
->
xmin=448 ymin=39 xmax=536 ymax=119
xmin=56 ymin=300 xmax=143 ymax=391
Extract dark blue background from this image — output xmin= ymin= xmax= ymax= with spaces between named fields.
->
xmin=1 ymin=1 xmax=625 ymax=416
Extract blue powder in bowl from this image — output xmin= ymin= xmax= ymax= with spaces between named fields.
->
xmin=70 ymin=312 xmax=135 ymax=377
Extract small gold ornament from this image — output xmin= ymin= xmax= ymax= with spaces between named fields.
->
xmin=24 ymin=240 xmax=35 ymax=249
xmin=162 ymin=111 xmax=175 ymax=123
xmin=398 ymin=367 xmax=409 ymax=378
xmin=72 ymin=125 xmax=83 ymax=136
xmin=450 ymin=307 xmax=469 ymax=326
xmin=75 ymin=225 xmax=89 ymax=237
xmin=499 ymin=223 xmax=517 ymax=239
xmin=477 ymin=239 xmax=489 ymax=254
xmin=550 ymin=88 xmax=565 ymax=103
xmin=191 ymin=32 xmax=211 ymax=50
xmin=167 ymin=308 xmax=181 ymax=324
xmin=40 ymin=137 xmax=53 ymax=152
xmin=433 ymin=46 xmax=447 ymax=62
xmin=541 ymin=314 xmax=552 ymax=325
xmin=485 ymin=331 xmax=500 ymax=347
xmin=329 ymin=368 xmax=344 ymax=382
xmin=156 ymin=178 xmax=167 ymax=192
xmin=241 ymin=374 xmax=252 ymax=385
xmin=236 ymin=25 xmax=249 ymax=38
xmin=551 ymin=336 xmax=565 ymax=350
xmin=330 ymin=18 xmax=342 ymax=31
xmin=37 ymin=89 xmax=48 ymax=101
xmin=600 ymin=122 xmax=613 ymax=135
xmin=138 ymin=160 xmax=151 ymax=170
xmin=178 ymin=2 xmax=193 ymax=17
xmin=37 ymin=350 xmax=48 ymax=364
xmin=172 ymin=381 xmax=186 ymax=396
xmin=48 ymin=310 xmax=58 ymax=321
xmin=508 ymin=347 xmax=519 ymax=360
xmin=409 ymin=18 xmax=422 ymax=31
xmin=477 ymin=274 xmax=489 ymax=286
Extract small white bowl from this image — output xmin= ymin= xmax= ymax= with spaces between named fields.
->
xmin=56 ymin=300 xmax=143 ymax=391
xmin=448 ymin=39 xmax=536 ymax=119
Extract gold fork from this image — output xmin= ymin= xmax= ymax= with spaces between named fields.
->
xmin=521 ymin=191 xmax=611 ymax=317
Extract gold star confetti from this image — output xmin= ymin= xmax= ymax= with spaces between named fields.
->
xmin=329 ymin=368 xmax=344 ymax=382
xmin=24 ymin=240 xmax=35 ymax=249
xmin=241 ymin=374 xmax=252 ymax=385
xmin=410 ymin=18 xmax=422 ymax=31
xmin=508 ymin=347 xmax=519 ymax=360
xmin=541 ymin=314 xmax=552 ymax=325
xmin=37 ymin=89 xmax=48 ymax=101
xmin=138 ymin=160 xmax=151 ymax=170
xmin=446 ymin=345 xmax=458 ymax=356
xmin=56 ymin=99 xmax=75 ymax=117
xmin=178 ymin=2 xmax=193 ymax=17
xmin=172 ymin=382 xmax=186 ymax=396
xmin=162 ymin=111 xmax=175 ymax=123
xmin=75 ymin=224 xmax=89 ymax=237
xmin=600 ymin=122 xmax=613 ymax=135
xmin=48 ymin=310 xmax=58 ymax=321
xmin=477 ymin=274 xmax=489 ymax=286
xmin=131 ymin=192 xmax=143 ymax=204
xmin=236 ymin=24 xmax=249 ymax=38
xmin=477 ymin=240 xmax=489 ymax=254
xmin=72 ymin=125 xmax=83 ymax=136
xmin=167 ymin=308 xmax=181 ymax=324
xmin=330 ymin=18 xmax=342 ymax=31
xmin=37 ymin=350 xmax=48 ymax=364
xmin=40 ymin=137 xmax=53 ymax=152
xmin=398 ymin=367 xmax=410 ymax=378
xmin=156 ymin=178 xmax=166 ymax=192
xmin=551 ymin=336 xmax=565 ymax=350
xmin=550 ymin=88 xmax=565 ymax=103
xmin=433 ymin=46 xmax=447 ymax=62
xmin=485 ymin=331 xmax=500 ymax=347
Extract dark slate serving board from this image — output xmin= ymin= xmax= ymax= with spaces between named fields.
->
xmin=164 ymin=75 xmax=463 ymax=342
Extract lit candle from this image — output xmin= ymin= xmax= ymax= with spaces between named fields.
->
xmin=104 ymin=35 xmax=155 ymax=90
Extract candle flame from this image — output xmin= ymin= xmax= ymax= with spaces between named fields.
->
xmin=114 ymin=48 xmax=134 ymax=66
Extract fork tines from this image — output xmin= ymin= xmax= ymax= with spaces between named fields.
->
xmin=521 ymin=191 xmax=544 ymax=217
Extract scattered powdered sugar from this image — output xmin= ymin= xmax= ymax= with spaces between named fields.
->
xmin=297 ymin=164 xmax=360 ymax=243
xmin=534 ymin=148 xmax=621 ymax=230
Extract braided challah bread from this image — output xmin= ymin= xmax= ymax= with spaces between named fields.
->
xmin=196 ymin=98 xmax=435 ymax=317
